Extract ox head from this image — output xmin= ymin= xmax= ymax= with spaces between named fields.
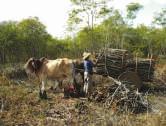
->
xmin=24 ymin=57 xmax=47 ymax=75
xmin=24 ymin=57 xmax=36 ymax=75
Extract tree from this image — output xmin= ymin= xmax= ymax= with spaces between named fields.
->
xmin=17 ymin=17 xmax=49 ymax=59
xmin=46 ymin=36 xmax=72 ymax=58
xmin=99 ymin=10 xmax=127 ymax=49
xmin=68 ymin=0 xmax=112 ymax=51
xmin=0 ymin=21 xmax=19 ymax=63
xmin=75 ymin=26 xmax=104 ymax=52
xmin=126 ymin=2 xmax=143 ymax=25
xmin=68 ymin=0 xmax=111 ymax=30
xmin=153 ymin=8 xmax=166 ymax=28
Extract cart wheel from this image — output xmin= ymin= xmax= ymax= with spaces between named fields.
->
xmin=118 ymin=71 xmax=142 ymax=90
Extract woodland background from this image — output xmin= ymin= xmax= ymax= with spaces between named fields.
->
xmin=0 ymin=0 xmax=166 ymax=64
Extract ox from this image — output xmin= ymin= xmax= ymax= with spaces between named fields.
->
xmin=24 ymin=57 xmax=80 ymax=99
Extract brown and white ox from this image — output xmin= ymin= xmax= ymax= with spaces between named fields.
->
xmin=24 ymin=57 xmax=80 ymax=99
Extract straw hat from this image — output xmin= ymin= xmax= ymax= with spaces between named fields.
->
xmin=83 ymin=52 xmax=91 ymax=60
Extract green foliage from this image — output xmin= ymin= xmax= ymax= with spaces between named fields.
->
xmin=46 ymin=37 xmax=71 ymax=58
xmin=0 ymin=21 xmax=19 ymax=63
xmin=153 ymin=8 xmax=166 ymax=27
xmin=0 ymin=17 xmax=73 ymax=63
xmin=68 ymin=0 xmax=111 ymax=30
xmin=126 ymin=2 xmax=143 ymax=25
xmin=17 ymin=17 xmax=49 ymax=58
xmin=0 ymin=4 xmax=166 ymax=64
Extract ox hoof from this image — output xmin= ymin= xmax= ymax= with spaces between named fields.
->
xmin=63 ymin=93 xmax=70 ymax=99
xmin=39 ymin=90 xmax=47 ymax=99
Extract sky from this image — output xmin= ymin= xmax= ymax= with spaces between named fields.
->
xmin=0 ymin=0 xmax=166 ymax=38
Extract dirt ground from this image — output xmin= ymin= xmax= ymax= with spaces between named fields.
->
xmin=0 ymin=75 xmax=165 ymax=126
xmin=0 ymin=63 xmax=166 ymax=126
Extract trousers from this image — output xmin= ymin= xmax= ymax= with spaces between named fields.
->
xmin=83 ymin=72 xmax=92 ymax=95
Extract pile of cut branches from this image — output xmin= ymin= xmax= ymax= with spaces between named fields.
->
xmin=127 ymin=58 xmax=155 ymax=81
xmin=89 ymin=78 xmax=151 ymax=114
xmin=95 ymin=49 xmax=132 ymax=78
xmin=95 ymin=48 xmax=155 ymax=81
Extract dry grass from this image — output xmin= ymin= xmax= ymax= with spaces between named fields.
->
xmin=0 ymin=61 xmax=166 ymax=126
xmin=0 ymin=76 xmax=165 ymax=126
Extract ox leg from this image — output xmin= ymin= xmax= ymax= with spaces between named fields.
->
xmin=52 ymin=81 xmax=58 ymax=90
xmin=53 ymin=80 xmax=62 ymax=93
xmin=50 ymin=80 xmax=58 ymax=90
xmin=39 ymin=80 xmax=47 ymax=99
xmin=64 ymin=87 xmax=70 ymax=99
xmin=58 ymin=80 xmax=63 ymax=89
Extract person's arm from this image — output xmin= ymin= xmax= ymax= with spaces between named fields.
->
xmin=90 ymin=60 xmax=97 ymax=74
xmin=91 ymin=60 xmax=97 ymax=67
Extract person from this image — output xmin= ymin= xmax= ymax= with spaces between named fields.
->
xmin=82 ymin=52 xmax=94 ymax=96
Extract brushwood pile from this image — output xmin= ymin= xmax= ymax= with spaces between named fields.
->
xmin=89 ymin=81 xmax=151 ymax=114
xmin=95 ymin=48 xmax=155 ymax=81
